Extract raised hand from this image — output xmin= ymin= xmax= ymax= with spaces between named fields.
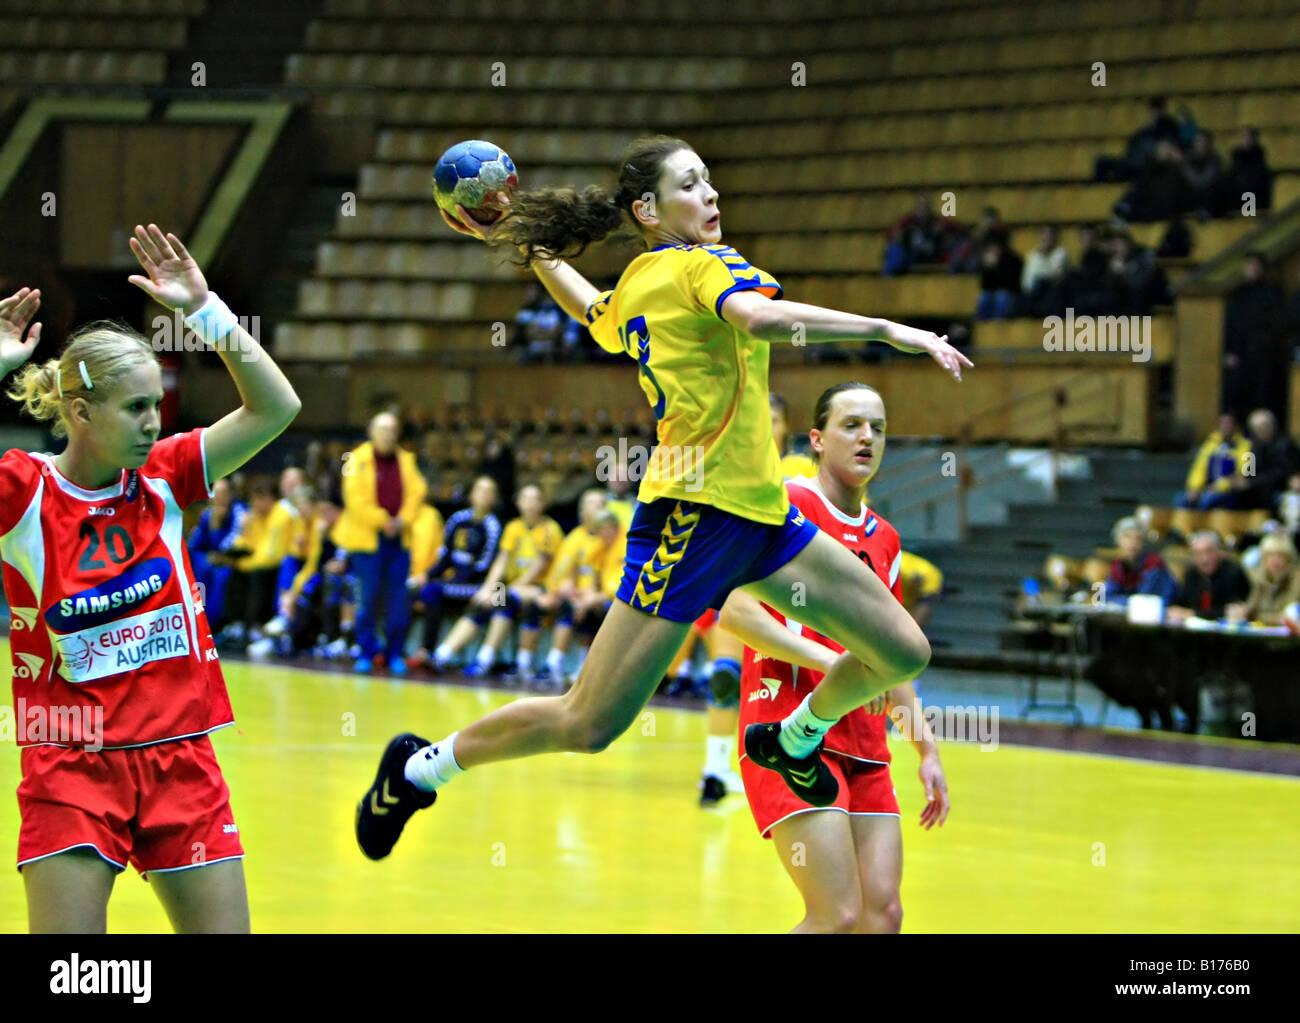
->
xmin=0 ymin=287 xmax=42 ymax=375
xmin=889 ymin=324 xmax=974 ymax=382
xmin=438 ymin=191 xmax=512 ymax=243
xmin=127 ymin=224 xmax=209 ymax=316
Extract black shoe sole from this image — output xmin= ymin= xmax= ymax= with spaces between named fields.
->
xmin=355 ymin=732 xmax=437 ymax=861
xmin=699 ymin=775 xmax=727 ymax=806
xmin=743 ymin=722 xmax=839 ymax=807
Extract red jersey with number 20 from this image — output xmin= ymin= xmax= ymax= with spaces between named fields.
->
xmin=0 ymin=428 xmax=232 ymax=749
xmin=738 ymin=476 xmax=903 ymax=766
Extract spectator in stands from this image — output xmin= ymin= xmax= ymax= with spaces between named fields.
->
xmin=1280 ymin=472 xmax=1300 ymax=545
xmin=512 ymin=281 xmax=565 ymax=363
xmin=1114 ymin=140 xmax=1192 ymax=223
xmin=948 ymin=206 xmax=1008 ymax=274
xmin=407 ymin=475 xmax=502 ymax=671
xmin=566 ymin=510 xmax=627 ymax=681
xmin=1180 ymin=133 xmax=1224 ymax=219
xmin=1176 ymin=411 xmax=1251 ymax=510
xmin=1094 ymin=96 xmax=1181 ymax=183
xmin=1174 ymin=103 xmax=1200 ymax=151
xmin=1228 ymin=533 xmax=1300 ymax=625
xmin=1063 ymin=224 xmax=1122 ymax=317
xmin=187 ymin=476 xmax=246 ymax=632
xmin=1166 ymin=531 xmax=1251 ymax=622
xmin=1104 ymin=516 xmax=1178 ymax=603
xmin=882 ymin=195 xmax=958 ymax=276
xmin=477 ymin=430 xmax=516 ymax=500
xmin=1020 ymin=226 xmax=1070 ymax=319
xmin=1241 ymin=409 xmax=1300 ymax=512
xmin=975 ymin=237 xmax=1023 ymax=320
xmin=1226 ymin=127 xmax=1273 ymax=213
xmin=335 ymin=411 xmax=427 ymax=674
xmin=1108 ymin=230 xmax=1169 ymax=315
xmin=1156 ymin=217 xmax=1193 ymax=259
xmin=1223 ymin=252 xmax=1291 ymax=429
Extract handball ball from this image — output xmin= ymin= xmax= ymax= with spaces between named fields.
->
xmin=432 ymin=140 xmax=518 ymax=226
xmin=1283 ymin=602 xmax=1300 ymax=635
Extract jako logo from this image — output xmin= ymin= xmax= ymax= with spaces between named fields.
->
xmin=50 ymin=954 xmax=150 ymax=1003
xmin=47 ymin=558 xmax=172 ymax=632
xmin=747 ymin=676 xmax=782 ymax=702
xmin=9 ymin=606 xmax=38 ymax=631
xmin=88 ymin=506 xmax=116 ymax=516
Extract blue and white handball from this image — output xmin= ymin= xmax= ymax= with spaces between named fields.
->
xmin=432 ymin=139 xmax=518 ymax=225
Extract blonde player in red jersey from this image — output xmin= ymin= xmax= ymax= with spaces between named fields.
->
xmin=0 ymin=225 xmax=301 ymax=933
xmin=720 ymin=382 xmax=951 ymax=933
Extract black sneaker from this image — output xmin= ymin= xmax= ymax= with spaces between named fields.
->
xmin=355 ymin=733 xmax=438 ymax=860
xmin=743 ymin=722 xmax=839 ymax=807
xmin=699 ymin=774 xmax=727 ymax=806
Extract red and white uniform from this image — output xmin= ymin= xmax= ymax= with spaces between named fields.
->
xmin=738 ymin=475 xmax=903 ymax=838
xmin=2 ymin=429 xmax=243 ymax=873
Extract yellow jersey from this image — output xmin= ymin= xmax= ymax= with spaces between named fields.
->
xmin=409 ymin=504 xmax=446 ymax=579
xmin=500 ymin=516 xmax=563 ymax=585
xmin=546 ymin=525 xmax=605 ymax=591
xmin=235 ymin=499 xmax=300 ymax=571
xmin=585 ymin=243 xmax=787 ymax=525
xmin=779 ymin=451 xmax=818 ymax=481
xmin=599 ymin=529 xmax=629 ymax=598
xmin=898 ymin=550 xmax=944 ymax=611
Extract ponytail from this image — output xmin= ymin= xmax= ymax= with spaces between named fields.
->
xmin=494 ymin=134 xmax=693 ymax=266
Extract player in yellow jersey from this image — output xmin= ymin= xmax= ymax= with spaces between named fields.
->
xmin=534 ymin=488 xmax=609 ymax=687
xmin=770 ymin=392 xmax=818 ymax=482
xmin=358 ymin=135 xmax=972 ymax=862
xmin=432 ymin=484 xmax=561 ymax=679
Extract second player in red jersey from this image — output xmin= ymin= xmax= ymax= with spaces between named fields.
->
xmin=720 ymin=382 xmax=951 ymax=933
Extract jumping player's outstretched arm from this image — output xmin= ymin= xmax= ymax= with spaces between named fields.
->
xmin=719 ymin=289 xmax=973 ymax=382
xmin=127 ymin=224 xmax=301 ymax=483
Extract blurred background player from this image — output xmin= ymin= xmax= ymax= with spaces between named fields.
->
xmin=459 ymin=483 xmax=563 ymax=679
xmin=218 ymin=478 xmax=287 ymax=650
xmin=690 ymin=611 xmax=746 ymax=805
xmin=334 ymin=411 xmax=427 ymax=675
xmin=0 ymin=225 xmax=300 ymax=932
xmin=405 ymin=475 xmax=501 ymax=671
xmin=565 ymin=509 xmax=626 ymax=684
xmin=896 ymin=551 xmax=945 ymax=631
xmin=533 ymin=488 xmax=609 ymax=687
xmin=269 ymin=488 xmax=359 ymax=659
xmin=770 ymin=391 xmax=817 ymax=481
xmin=186 ymin=475 xmax=246 ymax=633
xmin=721 ymin=382 xmax=950 ymax=933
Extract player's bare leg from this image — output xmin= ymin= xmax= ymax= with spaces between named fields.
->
xmin=769 ymin=812 xmax=863 ymax=934
xmin=356 ymin=601 xmax=690 ymax=859
xmin=23 ymin=850 xmax=116 ymax=934
xmin=745 ymin=528 xmax=928 ymax=718
xmin=150 ymin=859 xmax=251 ymax=934
xmin=849 ymin=815 xmax=903 ymax=934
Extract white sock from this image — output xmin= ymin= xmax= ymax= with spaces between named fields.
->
xmin=778 ymin=693 xmax=838 ymax=759
xmin=546 ymin=647 xmax=565 ymax=675
xmin=404 ymin=733 xmax=465 ymax=792
xmin=475 ymin=644 xmax=495 ymax=669
xmin=516 ymin=648 xmax=532 ymax=673
xmin=433 ymin=642 xmax=453 ymax=666
xmin=704 ymin=734 xmax=734 ymax=777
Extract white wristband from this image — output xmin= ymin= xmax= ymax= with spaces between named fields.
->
xmin=183 ymin=292 xmax=239 ymax=346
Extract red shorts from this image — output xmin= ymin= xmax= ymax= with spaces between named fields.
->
xmin=693 ymin=609 xmax=717 ymax=632
xmin=16 ymin=735 xmax=244 ymax=877
xmin=740 ymin=751 xmax=900 ymax=839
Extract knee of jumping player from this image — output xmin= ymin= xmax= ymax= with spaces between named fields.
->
xmin=884 ymin=627 xmax=930 ymax=682
xmin=560 ymin=705 xmax=628 ymax=755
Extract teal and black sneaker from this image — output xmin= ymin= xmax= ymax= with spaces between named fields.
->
xmin=743 ymin=722 xmax=839 ymax=807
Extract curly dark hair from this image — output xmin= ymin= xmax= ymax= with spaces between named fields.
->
xmin=493 ymin=134 xmax=692 ymax=266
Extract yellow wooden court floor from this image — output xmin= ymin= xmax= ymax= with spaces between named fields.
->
xmin=2 ymin=645 xmax=1297 ymax=933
